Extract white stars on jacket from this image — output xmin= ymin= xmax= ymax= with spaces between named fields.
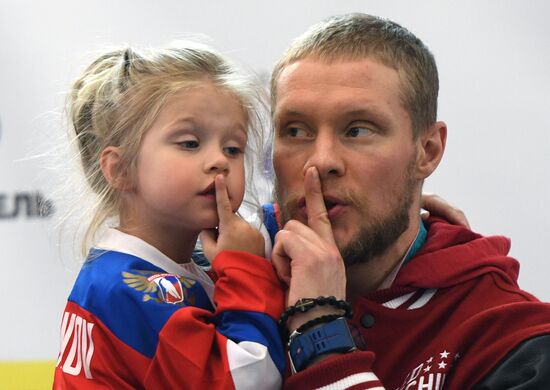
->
xmin=395 ymin=349 xmax=461 ymax=390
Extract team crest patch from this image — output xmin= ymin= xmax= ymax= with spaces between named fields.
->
xmin=122 ymin=270 xmax=197 ymax=305
xmin=150 ymin=274 xmax=184 ymax=303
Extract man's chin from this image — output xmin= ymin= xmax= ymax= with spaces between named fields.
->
xmin=331 ymin=228 xmax=355 ymax=252
xmin=340 ymin=212 xmax=411 ymax=267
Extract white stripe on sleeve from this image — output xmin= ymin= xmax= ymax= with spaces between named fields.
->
xmin=315 ymin=372 xmax=384 ymax=390
xmin=226 ymin=340 xmax=281 ymax=390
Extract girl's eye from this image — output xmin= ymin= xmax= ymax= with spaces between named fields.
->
xmin=286 ymin=127 xmax=309 ymax=138
xmin=346 ymin=126 xmax=372 ymax=138
xmin=224 ymin=146 xmax=243 ymax=156
xmin=179 ymin=140 xmax=199 ymax=149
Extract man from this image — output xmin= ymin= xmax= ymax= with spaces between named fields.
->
xmin=267 ymin=13 xmax=550 ymax=389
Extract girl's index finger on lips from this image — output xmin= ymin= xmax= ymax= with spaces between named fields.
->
xmin=215 ymin=174 xmax=233 ymax=227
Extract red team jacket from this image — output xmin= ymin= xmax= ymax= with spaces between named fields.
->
xmin=280 ymin=217 xmax=550 ymax=389
xmin=54 ymin=229 xmax=285 ymax=389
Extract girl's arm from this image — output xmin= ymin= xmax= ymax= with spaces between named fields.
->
xmin=54 ymin=175 xmax=284 ymax=389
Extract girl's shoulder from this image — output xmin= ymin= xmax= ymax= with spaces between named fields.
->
xmin=69 ymin=249 xmax=166 ymax=310
xmin=65 ymin=249 xmax=215 ymax=358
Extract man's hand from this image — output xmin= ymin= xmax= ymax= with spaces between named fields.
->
xmin=272 ymin=167 xmax=347 ymax=331
xmin=200 ymin=174 xmax=265 ymax=260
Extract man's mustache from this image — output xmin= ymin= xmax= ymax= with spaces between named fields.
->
xmin=280 ymin=187 xmax=363 ymax=216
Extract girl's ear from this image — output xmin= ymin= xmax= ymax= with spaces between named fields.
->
xmin=100 ymin=146 xmax=132 ymax=191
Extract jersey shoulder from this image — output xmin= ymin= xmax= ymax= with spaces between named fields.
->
xmin=67 ymin=249 xmax=212 ymax=357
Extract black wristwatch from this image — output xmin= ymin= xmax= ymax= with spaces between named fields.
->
xmin=288 ymin=317 xmax=357 ymax=373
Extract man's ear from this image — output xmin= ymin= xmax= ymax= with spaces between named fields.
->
xmin=100 ymin=146 xmax=132 ymax=191
xmin=415 ymin=121 xmax=447 ymax=180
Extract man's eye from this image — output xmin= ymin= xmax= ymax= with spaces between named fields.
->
xmin=179 ymin=140 xmax=199 ymax=149
xmin=346 ymin=127 xmax=372 ymax=137
xmin=224 ymin=146 xmax=243 ymax=156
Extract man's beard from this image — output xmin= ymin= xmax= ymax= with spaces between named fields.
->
xmin=275 ymin=160 xmax=416 ymax=267
xmin=338 ymin=182 xmax=413 ymax=266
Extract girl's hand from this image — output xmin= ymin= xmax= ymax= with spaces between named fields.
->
xmin=199 ymin=175 xmax=265 ymax=261
xmin=421 ymin=193 xmax=470 ymax=228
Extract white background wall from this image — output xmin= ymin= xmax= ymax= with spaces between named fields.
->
xmin=1 ymin=0 xmax=548 ymax=360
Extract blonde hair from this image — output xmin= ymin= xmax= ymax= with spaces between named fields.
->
xmin=68 ymin=42 xmax=268 ymax=256
xmin=271 ymin=13 xmax=439 ymax=137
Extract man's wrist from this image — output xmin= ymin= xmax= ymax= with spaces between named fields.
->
xmin=287 ymin=307 xmax=342 ymax=332
xmin=281 ymin=296 xmax=352 ymax=332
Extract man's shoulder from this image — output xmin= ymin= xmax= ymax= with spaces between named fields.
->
xmin=402 ymin=218 xmax=516 ymax=290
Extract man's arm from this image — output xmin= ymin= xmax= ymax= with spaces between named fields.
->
xmin=474 ymin=334 xmax=550 ymax=389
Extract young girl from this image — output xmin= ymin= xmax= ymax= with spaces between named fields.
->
xmin=54 ymin=43 xmax=284 ymax=389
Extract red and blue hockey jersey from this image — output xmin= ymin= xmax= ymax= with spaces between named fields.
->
xmin=54 ymin=228 xmax=285 ymax=389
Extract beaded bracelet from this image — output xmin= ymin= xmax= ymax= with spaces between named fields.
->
xmin=279 ymin=296 xmax=353 ymax=332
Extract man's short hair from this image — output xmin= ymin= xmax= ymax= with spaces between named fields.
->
xmin=271 ymin=13 xmax=439 ymax=137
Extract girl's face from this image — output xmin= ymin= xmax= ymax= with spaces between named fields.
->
xmin=124 ymin=82 xmax=247 ymax=235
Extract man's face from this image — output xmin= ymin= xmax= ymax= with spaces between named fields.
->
xmin=273 ymin=58 xmax=421 ymax=265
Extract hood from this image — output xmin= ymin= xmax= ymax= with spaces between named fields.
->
xmin=394 ymin=218 xmax=518 ymax=289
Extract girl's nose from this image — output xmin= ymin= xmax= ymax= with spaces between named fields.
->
xmin=204 ymin=149 xmax=229 ymax=174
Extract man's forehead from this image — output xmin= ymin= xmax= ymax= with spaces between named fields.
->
xmin=277 ymin=57 xmax=399 ymax=90
xmin=274 ymin=57 xmax=404 ymax=119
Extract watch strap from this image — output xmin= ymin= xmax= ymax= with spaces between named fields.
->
xmin=288 ymin=317 xmax=356 ymax=373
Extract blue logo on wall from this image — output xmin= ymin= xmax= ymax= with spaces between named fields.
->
xmin=0 ymin=192 xmax=55 ymax=219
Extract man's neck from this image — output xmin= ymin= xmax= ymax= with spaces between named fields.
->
xmin=346 ymin=214 xmax=421 ymax=303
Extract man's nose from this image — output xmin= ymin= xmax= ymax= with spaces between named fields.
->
xmin=303 ymin=132 xmax=345 ymax=179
